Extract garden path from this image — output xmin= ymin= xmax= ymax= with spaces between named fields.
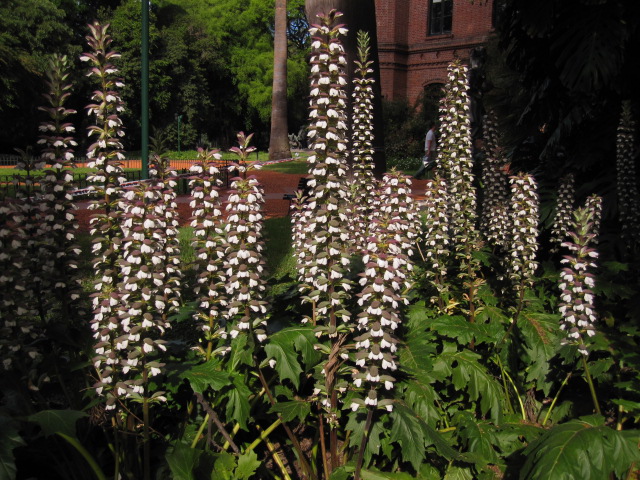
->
xmin=74 ymin=170 xmax=430 ymax=232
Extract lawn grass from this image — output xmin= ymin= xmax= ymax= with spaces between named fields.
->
xmin=261 ymin=159 xmax=309 ymax=175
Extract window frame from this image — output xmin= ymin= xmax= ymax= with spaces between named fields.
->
xmin=428 ymin=0 xmax=453 ymax=36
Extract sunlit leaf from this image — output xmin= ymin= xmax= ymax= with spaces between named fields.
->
xmin=180 ymin=360 xmax=231 ymax=395
xmin=269 ymin=400 xmax=310 ymax=422
xmin=235 ymin=450 xmax=260 ymax=479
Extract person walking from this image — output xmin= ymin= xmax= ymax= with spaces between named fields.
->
xmin=414 ymin=122 xmax=437 ymax=179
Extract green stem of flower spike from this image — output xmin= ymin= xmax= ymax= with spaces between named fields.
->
xmin=581 ymin=354 xmax=602 ymax=415
xmin=542 ymin=371 xmax=572 ymax=426
xmin=57 ymin=433 xmax=107 ymax=480
xmin=254 ymin=421 xmax=292 ymax=480
xmin=245 ymin=417 xmax=282 ymax=453
xmin=354 ymin=408 xmax=374 ymax=480
xmin=502 ymin=365 xmax=526 ymax=421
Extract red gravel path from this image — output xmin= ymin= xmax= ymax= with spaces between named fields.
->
xmin=74 ymin=170 xmax=303 ymax=233
xmin=73 ymin=170 xmax=430 ymax=233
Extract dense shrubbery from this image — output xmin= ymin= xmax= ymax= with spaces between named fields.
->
xmin=2 ymin=13 xmax=640 ymax=480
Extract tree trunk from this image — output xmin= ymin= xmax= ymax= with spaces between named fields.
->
xmin=269 ymin=0 xmax=292 ymax=161
xmin=305 ymin=0 xmax=386 ymax=176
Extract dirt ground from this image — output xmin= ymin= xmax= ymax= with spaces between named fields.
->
xmin=73 ymin=170 xmax=429 ymax=233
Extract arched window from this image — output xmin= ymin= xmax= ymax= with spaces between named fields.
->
xmin=429 ymin=0 xmax=453 ymax=35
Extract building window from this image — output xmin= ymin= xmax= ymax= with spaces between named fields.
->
xmin=429 ymin=0 xmax=453 ymax=35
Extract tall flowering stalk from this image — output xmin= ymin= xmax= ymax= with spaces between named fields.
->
xmin=293 ymin=10 xmax=352 ymax=472
xmin=585 ymin=194 xmax=603 ymax=242
xmin=550 ymin=174 xmax=576 ymax=253
xmin=36 ymin=53 xmax=82 ymax=321
xmin=0 ymin=199 xmax=39 ymax=372
xmin=189 ymin=148 xmax=227 ymax=359
xmin=505 ymin=174 xmax=540 ymax=295
xmin=479 ymin=111 xmax=510 ymax=245
xmin=558 ymin=198 xmax=603 ymax=414
xmin=351 ymin=171 xmax=415 ymax=413
xmin=223 ymin=132 xmax=268 ymax=342
xmin=419 ymin=175 xmax=450 ymax=308
xmin=615 ymin=101 xmax=640 ymax=250
xmin=437 ymin=59 xmax=478 ymax=256
xmin=82 ymin=22 xmax=129 ymax=409
xmin=0 ymin=151 xmax=45 ymax=375
xmin=346 ymin=30 xmax=377 ymax=252
xmin=558 ymin=199 xmax=602 ymax=355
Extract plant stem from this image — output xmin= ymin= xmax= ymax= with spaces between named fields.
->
xmin=256 ymin=366 xmax=316 ymax=480
xmin=246 ymin=418 xmax=282 ymax=452
xmin=502 ymin=366 xmax=526 ymax=421
xmin=111 ymin=417 xmax=120 ymax=480
xmin=354 ymin=409 xmax=374 ymax=480
xmin=57 ymin=433 xmax=107 ymax=480
xmin=255 ymin=422 xmax=292 ymax=480
xmin=318 ymin=413 xmax=330 ymax=480
xmin=581 ymin=354 xmax=602 ymax=415
xmin=542 ymin=372 xmax=572 ymax=426
xmin=494 ymin=355 xmax=515 ymax=415
xmin=193 ymin=392 xmax=239 ymax=453
xmin=142 ymin=369 xmax=151 ymax=480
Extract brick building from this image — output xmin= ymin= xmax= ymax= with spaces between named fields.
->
xmin=375 ymin=0 xmax=496 ymax=105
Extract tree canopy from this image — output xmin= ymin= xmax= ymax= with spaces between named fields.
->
xmin=0 ymin=0 xmax=310 ymax=153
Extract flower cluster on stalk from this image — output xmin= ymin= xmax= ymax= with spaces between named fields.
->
xmin=437 ymin=60 xmax=478 ymax=253
xmin=558 ymin=198 xmax=602 ymax=355
xmin=36 ymin=54 xmax=83 ymax=320
xmin=293 ymin=10 xmax=353 ymax=422
xmin=615 ymin=102 xmax=640 ymax=249
xmin=223 ymin=133 xmax=268 ymax=342
xmin=82 ymin=22 xmax=129 ymax=408
xmin=0 ymin=150 xmax=45 ymax=373
xmin=346 ymin=30 xmax=377 ymax=252
xmin=505 ymin=174 xmax=539 ymax=292
xmin=294 ymin=10 xmax=352 ymax=330
xmin=479 ymin=111 xmax=510 ymax=246
xmin=350 ymin=171 xmax=415 ymax=412
xmin=550 ymin=174 xmax=576 ymax=254
xmin=189 ymin=148 xmax=228 ymax=351
xmin=419 ymin=175 xmax=450 ymax=302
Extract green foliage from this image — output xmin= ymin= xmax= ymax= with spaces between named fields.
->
xmin=264 ymin=325 xmax=320 ymax=389
xmin=26 ymin=410 xmax=86 ymax=438
xmin=520 ymin=415 xmax=640 ymax=479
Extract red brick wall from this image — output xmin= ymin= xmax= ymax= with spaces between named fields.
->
xmin=376 ymin=0 xmax=494 ymax=105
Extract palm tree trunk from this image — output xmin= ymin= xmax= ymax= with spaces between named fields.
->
xmin=269 ymin=0 xmax=292 ymax=161
xmin=305 ymin=0 xmax=386 ymax=176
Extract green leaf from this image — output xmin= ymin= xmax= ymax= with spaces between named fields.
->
xmin=441 ymin=350 xmax=503 ymax=421
xmin=517 ymin=313 xmax=561 ymax=395
xmin=520 ymin=415 xmax=640 ymax=479
xmin=225 ymin=375 xmax=251 ymax=431
xmin=265 ymin=327 xmax=317 ymax=389
xmin=27 ymin=410 xmax=86 ymax=438
xmin=443 ymin=465 xmax=474 ymax=480
xmin=0 ymin=416 xmax=25 ymax=480
xmin=229 ymin=335 xmax=253 ymax=371
xmin=235 ymin=450 xmax=260 ymax=479
xmin=212 ymin=452 xmax=236 ymax=480
xmin=180 ymin=360 xmax=231 ymax=395
xmin=428 ymin=315 xmax=500 ymax=346
xmin=403 ymin=381 xmax=440 ymax=427
xmin=166 ymin=443 xmax=202 ymax=480
xmin=454 ymin=412 xmax=499 ymax=466
xmin=361 ymin=469 xmax=415 ymax=479
xmin=269 ymin=400 xmax=310 ymax=422
xmin=390 ymin=404 xmax=427 ymax=470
